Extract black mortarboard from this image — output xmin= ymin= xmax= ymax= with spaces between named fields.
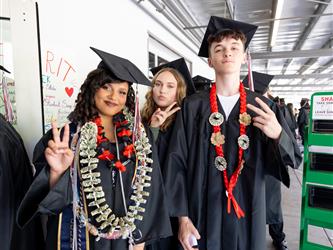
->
xmin=243 ymin=71 xmax=274 ymax=94
xmin=150 ymin=58 xmax=196 ymax=95
xmin=198 ymin=16 xmax=258 ymax=58
xmin=90 ymin=47 xmax=150 ymax=86
xmin=192 ymin=75 xmax=212 ymax=91
xmin=0 ymin=65 xmax=11 ymax=74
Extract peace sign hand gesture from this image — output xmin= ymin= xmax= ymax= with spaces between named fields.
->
xmin=45 ymin=122 xmax=74 ymax=179
xmin=150 ymin=102 xmax=181 ymax=128
xmin=247 ymin=97 xmax=282 ymax=140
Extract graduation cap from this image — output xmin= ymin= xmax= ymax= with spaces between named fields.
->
xmin=192 ymin=75 xmax=212 ymax=91
xmin=198 ymin=16 xmax=258 ymax=58
xmin=90 ymin=47 xmax=150 ymax=86
xmin=0 ymin=65 xmax=11 ymax=74
xmin=150 ymin=58 xmax=196 ymax=95
xmin=243 ymin=71 xmax=274 ymax=94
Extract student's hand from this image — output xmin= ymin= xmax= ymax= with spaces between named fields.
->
xmin=178 ymin=216 xmax=200 ymax=250
xmin=45 ymin=122 xmax=74 ymax=178
xmin=247 ymin=97 xmax=282 ymax=140
xmin=133 ymin=242 xmax=145 ymax=250
xmin=150 ymin=102 xmax=180 ymax=128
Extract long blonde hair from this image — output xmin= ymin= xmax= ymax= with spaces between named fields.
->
xmin=141 ymin=67 xmax=187 ymax=132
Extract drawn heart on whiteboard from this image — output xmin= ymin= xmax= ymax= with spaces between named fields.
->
xmin=65 ymin=87 xmax=74 ymax=97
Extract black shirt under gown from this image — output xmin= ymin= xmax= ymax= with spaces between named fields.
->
xmin=17 ymin=122 xmax=172 ymax=250
xmin=163 ymin=89 xmax=302 ymax=250
xmin=0 ymin=114 xmax=44 ymax=250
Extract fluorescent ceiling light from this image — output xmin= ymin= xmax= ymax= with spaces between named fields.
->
xmin=270 ymin=0 xmax=285 ymax=47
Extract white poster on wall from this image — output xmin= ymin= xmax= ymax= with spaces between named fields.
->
xmin=42 ymin=49 xmax=80 ymax=132
xmin=312 ymin=95 xmax=333 ymax=120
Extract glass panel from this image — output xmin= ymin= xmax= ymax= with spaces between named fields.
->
xmin=0 ymin=10 xmax=17 ymax=125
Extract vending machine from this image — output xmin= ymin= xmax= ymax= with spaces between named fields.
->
xmin=299 ymin=92 xmax=333 ymax=250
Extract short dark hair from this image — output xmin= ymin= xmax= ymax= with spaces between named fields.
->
xmin=207 ymin=30 xmax=247 ymax=56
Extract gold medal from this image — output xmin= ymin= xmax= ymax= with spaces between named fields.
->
xmin=210 ymin=132 xmax=225 ymax=146
xmin=239 ymin=112 xmax=251 ymax=126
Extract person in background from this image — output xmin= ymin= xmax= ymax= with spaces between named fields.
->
xmin=279 ymin=98 xmax=296 ymax=138
xmin=17 ymin=47 xmax=172 ymax=250
xmin=244 ymin=72 xmax=298 ymax=250
xmin=286 ymin=103 xmax=297 ymax=139
xmin=192 ymin=75 xmax=212 ymax=92
xmin=0 ymin=65 xmax=44 ymax=250
xmin=0 ymin=113 xmax=45 ymax=250
xmin=163 ymin=16 xmax=302 ymax=250
xmin=297 ymin=98 xmax=310 ymax=146
xmin=142 ymin=58 xmax=195 ymax=250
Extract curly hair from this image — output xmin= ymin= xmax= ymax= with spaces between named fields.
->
xmin=141 ymin=67 xmax=187 ymax=132
xmin=68 ymin=68 xmax=135 ymax=124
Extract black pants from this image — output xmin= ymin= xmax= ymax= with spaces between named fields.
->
xmin=269 ymin=222 xmax=285 ymax=243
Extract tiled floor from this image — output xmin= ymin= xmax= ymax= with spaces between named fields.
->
xmin=266 ymin=163 xmax=333 ymax=250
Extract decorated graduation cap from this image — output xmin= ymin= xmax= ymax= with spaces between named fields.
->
xmin=0 ymin=65 xmax=11 ymax=74
xmin=90 ymin=47 xmax=150 ymax=86
xmin=243 ymin=71 xmax=274 ymax=94
xmin=150 ymin=58 xmax=196 ymax=95
xmin=192 ymin=75 xmax=212 ymax=91
xmin=198 ymin=16 xmax=258 ymax=58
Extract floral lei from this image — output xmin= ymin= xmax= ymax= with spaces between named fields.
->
xmin=94 ymin=111 xmax=135 ymax=172
xmin=75 ymin=108 xmax=153 ymax=241
xmin=209 ymin=82 xmax=251 ymax=219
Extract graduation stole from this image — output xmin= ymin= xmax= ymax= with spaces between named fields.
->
xmin=209 ymin=82 xmax=251 ymax=219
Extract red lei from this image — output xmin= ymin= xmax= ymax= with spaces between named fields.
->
xmin=209 ymin=82 xmax=250 ymax=219
xmin=93 ymin=115 xmax=135 ymax=172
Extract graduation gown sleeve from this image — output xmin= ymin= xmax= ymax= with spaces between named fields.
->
xmin=262 ymin=98 xmax=302 ymax=187
xmin=17 ymin=160 xmax=72 ymax=228
xmin=133 ymin=126 xmax=173 ymax=245
xmin=162 ymin=101 xmax=191 ymax=217
xmin=0 ymin=115 xmax=44 ymax=250
xmin=17 ymin=126 xmax=74 ymax=228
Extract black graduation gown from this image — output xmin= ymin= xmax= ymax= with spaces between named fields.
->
xmin=17 ymin=122 xmax=172 ymax=250
xmin=146 ymin=124 xmax=180 ymax=250
xmin=297 ymin=107 xmax=309 ymax=144
xmin=163 ymin=90 xmax=302 ymax=250
xmin=0 ymin=114 xmax=44 ymax=250
xmin=280 ymin=105 xmax=297 ymax=139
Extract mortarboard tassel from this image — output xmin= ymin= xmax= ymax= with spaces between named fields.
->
xmin=246 ymin=51 xmax=254 ymax=92
xmin=132 ymin=83 xmax=142 ymax=143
